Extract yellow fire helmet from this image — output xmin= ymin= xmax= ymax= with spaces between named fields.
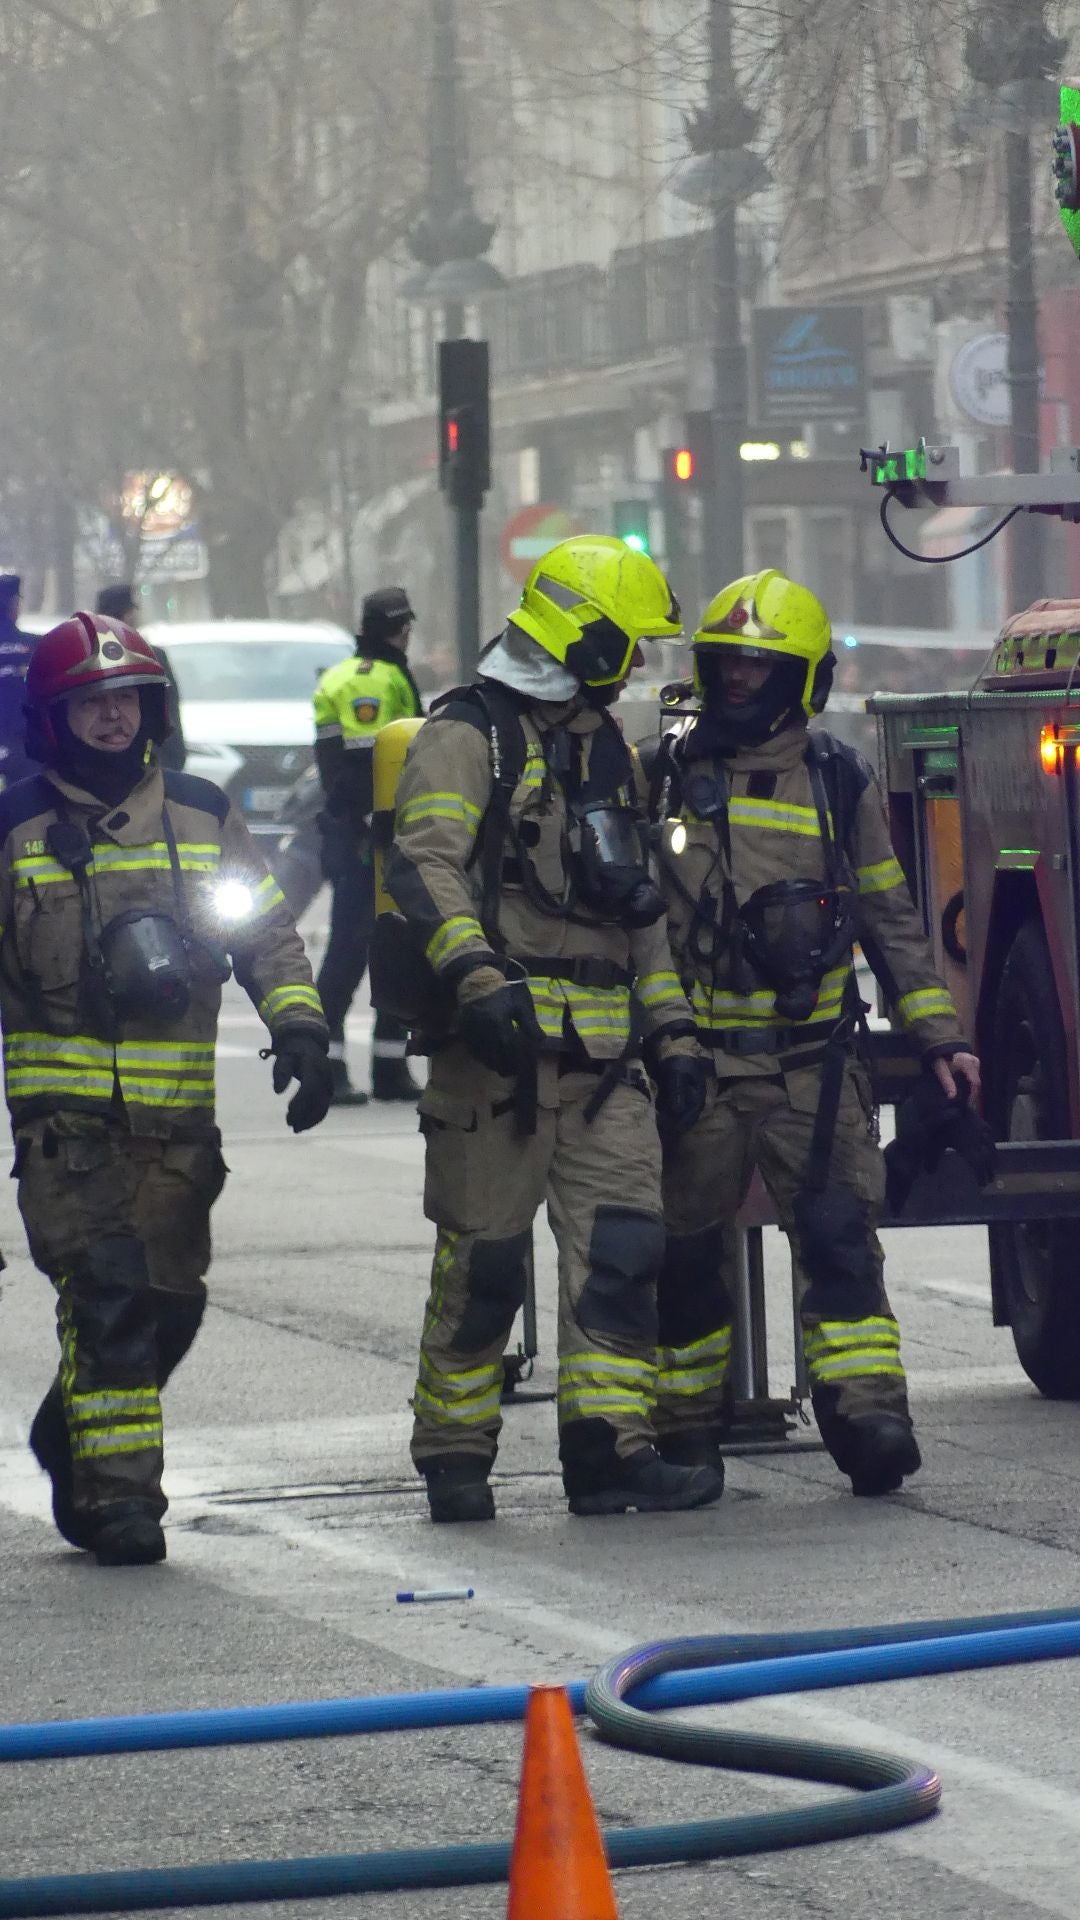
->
xmin=692 ymin=569 xmax=834 ymax=734
xmin=509 ymin=535 xmax=682 ymax=688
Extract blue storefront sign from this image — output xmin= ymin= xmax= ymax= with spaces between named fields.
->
xmin=752 ymin=306 xmax=866 ymax=423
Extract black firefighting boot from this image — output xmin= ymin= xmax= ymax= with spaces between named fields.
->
xmin=90 ymin=1500 xmax=166 ymax=1568
xmin=371 ymin=1058 xmax=423 ymax=1102
xmin=328 ymin=1056 xmax=368 ymax=1107
xmin=29 ymin=1383 xmax=92 ymax=1551
xmin=422 ymin=1454 xmax=496 ymax=1524
xmin=846 ymin=1412 xmax=922 ymax=1497
xmin=567 ymin=1445 xmax=724 ymax=1518
xmin=655 ymin=1429 xmax=726 ymax=1486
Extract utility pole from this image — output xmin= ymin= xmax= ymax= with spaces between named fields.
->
xmin=1004 ymin=126 xmax=1045 ymax=608
xmin=964 ymin=4 xmax=1066 ymax=611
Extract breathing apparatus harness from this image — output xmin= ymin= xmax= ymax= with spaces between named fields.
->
xmin=42 ymin=805 xmax=230 ymax=1039
xmin=654 ymin=706 xmax=878 ymax=1198
xmin=459 ymin=683 xmax=662 ymax=934
xmin=654 ymin=704 xmax=856 ymax=1026
xmin=373 ymin=681 xmax=662 ymax=1129
xmin=467 ymin=680 xmax=666 ymax=1124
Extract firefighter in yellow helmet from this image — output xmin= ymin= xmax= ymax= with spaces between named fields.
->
xmin=385 ymin=536 xmax=723 ymax=1521
xmin=650 ymin=569 xmax=980 ymax=1494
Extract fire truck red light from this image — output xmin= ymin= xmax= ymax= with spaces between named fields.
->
xmin=447 ymin=420 xmax=460 ymax=454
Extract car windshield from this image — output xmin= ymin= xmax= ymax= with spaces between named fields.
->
xmin=166 ymin=640 xmax=351 ymax=702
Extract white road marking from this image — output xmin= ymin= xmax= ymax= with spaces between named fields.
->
xmin=0 ymin=1420 xmax=1076 ymax=1915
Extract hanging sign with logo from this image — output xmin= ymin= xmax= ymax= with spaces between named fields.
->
xmin=753 ymin=307 xmax=866 ymax=423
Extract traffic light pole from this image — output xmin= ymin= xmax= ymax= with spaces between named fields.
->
xmin=453 ymin=491 xmax=482 ymax=678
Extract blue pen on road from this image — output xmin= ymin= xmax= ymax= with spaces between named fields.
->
xmin=396 ymin=1587 xmax=475 ymax=1604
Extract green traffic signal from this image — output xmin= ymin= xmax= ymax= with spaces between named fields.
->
xmin=613 ymin=499 xmax=651 ymax=554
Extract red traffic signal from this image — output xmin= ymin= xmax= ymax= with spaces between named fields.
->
xmin=438 ymin=339 xmax=490 ymax=505
xmin=663 ymin=446 xmax=697 ymax=485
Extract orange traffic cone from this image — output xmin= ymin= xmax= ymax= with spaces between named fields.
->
xmin=506 ymin=1684 xmax=620 ymax=1918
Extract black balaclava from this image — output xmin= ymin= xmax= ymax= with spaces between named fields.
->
xmin=690 ymin=649 xmax=807 ymax=756
xmin=52 ymin=695 xmax=153 ymax=805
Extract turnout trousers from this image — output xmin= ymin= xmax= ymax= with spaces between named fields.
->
xmin=656 ymin=1058 xmax=914 ymax=1471
xmin=410 ymin=1047 xmax=666 ymax=1492
xmin=16 ymin=1113 xmax=226 ymax=1520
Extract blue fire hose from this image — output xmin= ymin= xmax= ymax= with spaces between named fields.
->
xmin=0 ymin=1606 xmax=1078 ymax=1914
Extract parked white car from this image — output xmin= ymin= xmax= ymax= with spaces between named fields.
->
xmin=143 ymin=618 xmax=353 ymax=837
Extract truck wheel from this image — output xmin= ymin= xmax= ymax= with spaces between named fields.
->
xmin=989 ymin=919 xmax=1080 ymax=1397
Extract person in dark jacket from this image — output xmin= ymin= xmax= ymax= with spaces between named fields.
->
xmin=95 ymin=584 xmax=186 ymax=772
xmin=0 ymin=574 xmax=39 ymax=789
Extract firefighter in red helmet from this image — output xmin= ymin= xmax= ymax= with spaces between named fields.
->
xmin=5 ymin=613 xmax=331 ymax=1566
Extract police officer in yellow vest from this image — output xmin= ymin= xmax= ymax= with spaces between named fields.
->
xmin=652 ymin=570 xmax=980 ymax=1496
xmin=313 ymin=587 xmax=424 ymax=1103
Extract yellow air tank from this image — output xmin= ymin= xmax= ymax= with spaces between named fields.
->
xmin=372 ymin=717 xmax=424 ymax=913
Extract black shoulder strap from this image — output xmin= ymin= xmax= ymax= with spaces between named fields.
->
xmin=451 ymin=683 xmax=528 ymax=950
xmin=804 ymin=730 xmax=858 ymax=889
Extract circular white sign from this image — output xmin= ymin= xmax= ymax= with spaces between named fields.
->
xmin=948 ymin=333 xmax=1011 ymax=427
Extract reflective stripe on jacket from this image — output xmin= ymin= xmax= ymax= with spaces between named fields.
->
xmin=386 ymin=689 xmax=697 ymax=1063
xmin=658 ymin=722 xmax=963 ymax=1069
xmin=0 ymin=764 xmax=327 ymax=1133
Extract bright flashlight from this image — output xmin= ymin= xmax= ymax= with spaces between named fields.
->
xmin=214 ymin=880 xmax=255 ymax=923
xmin=669 ymin=822 xmax=687 ymax=856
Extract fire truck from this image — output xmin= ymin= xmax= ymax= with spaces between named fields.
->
xmin=871 ymin=588 xmax=1080 ymax=1399
xmin=520 ymin=87 xmax=1080 ymax=1424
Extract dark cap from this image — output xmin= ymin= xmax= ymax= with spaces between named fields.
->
xmin=95 ymin=583 xmax=137 ymax=622
xmin=359 ymin=585 xmax=415 ymax=639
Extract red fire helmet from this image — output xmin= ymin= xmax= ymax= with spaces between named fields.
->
xmin=26 ymin=612 xmax=167 ymax=707
xmin=25 ymin=612 xmax=170 ymax=759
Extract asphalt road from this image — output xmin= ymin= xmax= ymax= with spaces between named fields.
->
xmin=0 ymin=924 xmax=1078 ymax=1919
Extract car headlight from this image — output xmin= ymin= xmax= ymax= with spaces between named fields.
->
xmin=213 ymin=880 xmax=256 ymax=924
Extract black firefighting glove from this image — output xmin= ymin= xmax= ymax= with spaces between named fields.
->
xmin=884 ymin=1075 xmax=997 ymax=1215
xmin=456 ymin=965 xmax=545 ymax=1079
xmin=270 ymin=1028 xmax=334 ymax=1133
xmin=653 ymin=1052 xmax=712 ymax=1142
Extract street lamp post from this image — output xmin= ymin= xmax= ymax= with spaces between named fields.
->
xmin=677 ymin=0 xmax=768 ymax=589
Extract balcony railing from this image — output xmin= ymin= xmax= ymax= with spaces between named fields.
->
xmin=489 ymin=232 xmax=724 ymax=384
